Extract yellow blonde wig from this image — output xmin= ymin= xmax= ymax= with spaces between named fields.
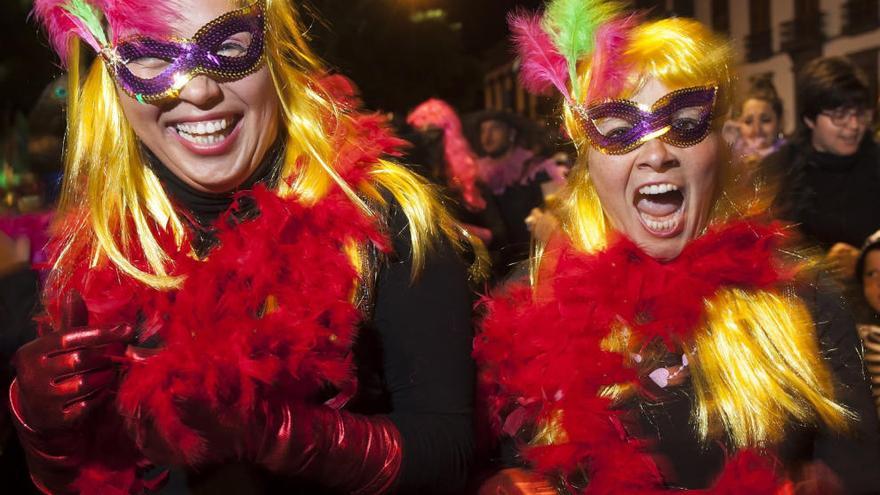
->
xmin=51 ymin=0 xmax=476 ymax=293
xmin=537 ymin=17 xmax=851 ymax=449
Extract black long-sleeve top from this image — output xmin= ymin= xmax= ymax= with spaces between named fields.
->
xmin=633 ymin=273 xmax=880 ymax=493
xmin=0 ymin=267 xmax=40 ymax=495
xmin=150 ymin=154 xmax=477 ymax=494
xmin=763 ymin=138 xmax=880 ymax=249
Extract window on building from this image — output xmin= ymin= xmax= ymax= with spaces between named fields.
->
xmin=746 ymin=0 xmax=772 ymax=61
xmin=849 ymin=49 xmax=879 ymax=110
xmin=672 ymin=0 xmax=694 ymax=18
xmin=781 ymin=0 xmax=823 ymax=54
xmin=794 ymin=0 xmax=820 ymax=20
xmin=843 ymin=0 xmax=880 ymax=35
xmin=711 ymin=0 xmax=729 ymax=33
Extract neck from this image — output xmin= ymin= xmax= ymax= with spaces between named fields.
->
xmin=145 ymin=140 xmax=284 ymax=227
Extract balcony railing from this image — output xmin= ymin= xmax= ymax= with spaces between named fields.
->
xmin=780 ymin=14 xmax=825 ymax=54
xmin=843 ymin=0 xmax=880 ymax=35
xmin=745 ymin=30 xmax=773 ymax=62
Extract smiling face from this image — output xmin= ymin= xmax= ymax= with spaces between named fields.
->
xmin=739 ymin=98 xmax=780 ymax=150
xmin=117 ymin=0 xmax=279 ymax=193
xmin=587 ymin=77 xmax=721 ymax=260
xmin=805 ymin=109 xmax=868 ymax=156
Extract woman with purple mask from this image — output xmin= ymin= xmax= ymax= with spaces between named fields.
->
xmin=476 ymin=1 xmax=880 ymax=493
xmin=12 ymin=0 xmax=479 ymax=493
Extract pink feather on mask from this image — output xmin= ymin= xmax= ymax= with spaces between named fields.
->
xmin=32 ymin=0 xmax=102 ymax=63
xmin=100 ymin=0 xmax=178 ymax=43
xmin=33 ymin=0 xmax=178 ymax=66
xmin=508 ymin=12 xmax=572 ymax=103
xmin=586 ymin=14 xmax=638 ymax=103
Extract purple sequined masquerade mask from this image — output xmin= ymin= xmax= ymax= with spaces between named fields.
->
xmin=576 ymin=85 xmax=719 ymax=156
xmin=107 ymin=1 xmax=265 ymax=103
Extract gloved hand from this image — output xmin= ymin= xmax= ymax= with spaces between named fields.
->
xmin=124 ymin=346 xmax=403 ymax=495
xmin=10 ymin=292 xmax=134 ymax=494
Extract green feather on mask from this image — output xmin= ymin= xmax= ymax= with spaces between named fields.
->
xmin=543 ymin=0 xmax=623 ymax=100
xmin=61 ymin=0 xmax=110 ymax=49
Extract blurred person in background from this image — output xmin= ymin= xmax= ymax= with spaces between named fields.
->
xmin=470 ymin=111 xmax=566 ymax=276
xmin=855 ymin=230 xmax=880 ymax=416
xmin=0 ymin=229 xmax=40 ymax=495
xmin=728 ymin=74 xmax=786 ymax=163
xmin=406 ymin=99 xmax=503 ymax=268
xmin=26 ymin=76 xmax=69 ymax=206
xmin=0 ymin=72 xmax=62 ymax=495
xmin=763 ymin=56 xmax=880 ymax=281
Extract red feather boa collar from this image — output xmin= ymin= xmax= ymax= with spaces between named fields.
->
xmin=42 ymin=106 xmax=405 ymax=492
xmin=475 ymin=221 xmax=792 ymax=494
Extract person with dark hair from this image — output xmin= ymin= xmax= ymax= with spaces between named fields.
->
xmin=472 ymin=111 xmax=565 ymax=276
xmin=406 ymin=99 xmax=505 ymax=267
xmin=731 ymin=74 xmax=785 ymax=162
xmin=764 ymin=56 xmax=880 ymax=280
xmin=855 ymin=230 xmax=880 ymax=416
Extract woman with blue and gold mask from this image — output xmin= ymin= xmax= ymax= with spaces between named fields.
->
xmin=476 ymin=1 xmax=880 ymax=493
xmin=12 ymin=0 xmax=480 ymax=493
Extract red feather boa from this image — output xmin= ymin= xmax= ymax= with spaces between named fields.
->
xmin=475 ymin=221 xmax=793 ymax=494
xmin=43 ymin=105 xmax=406 ymax=491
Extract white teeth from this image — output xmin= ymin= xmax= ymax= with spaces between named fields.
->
xmin=638 ymin=183 xmax=679 ymax=195
xmin=639 ymin=210 xmax=683 ymax=234
xmin=174 ymin=118 xmax=231 ymax=136
xmin=177 ymin=131 xmax=225 ymax=146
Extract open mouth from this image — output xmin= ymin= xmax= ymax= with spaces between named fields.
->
xmin=173 ymin=116 xmax=241 ymax=146
xmin=634 ymin=183 xmax=685 ymax=237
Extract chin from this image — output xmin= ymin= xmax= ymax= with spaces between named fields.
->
xmin=638 ymin=237 xmax=687 ymax=261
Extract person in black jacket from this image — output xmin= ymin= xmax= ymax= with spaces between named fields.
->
xmin=0 ymin=232 xmax=39 ymax=495
xmin=470 ymin=111 xmax=566 ymax=277
xmin=13 ymin=1 xmax=478 ymax=493
xmin=763 ymin=56 xmax=880 ymax=281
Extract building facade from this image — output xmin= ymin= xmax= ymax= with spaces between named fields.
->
xmin=693 ymin=0 xmax=880 ymax=134
xmin=484 ymin=0 xmax=880 ymax=134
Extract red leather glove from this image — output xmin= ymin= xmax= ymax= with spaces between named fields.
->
xmin=254 ymin=403 xmax=403 ymax=495
xmin=10 ymin=293 xmax=134 ymax=494
xmin=124 ymin=345 xmax=403 ymax=494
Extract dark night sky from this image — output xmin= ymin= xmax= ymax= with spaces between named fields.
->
xmin=305 ymin=0 xmax=547 ymax=113
xmin=1 ymin=0 xmax=547 ymax=117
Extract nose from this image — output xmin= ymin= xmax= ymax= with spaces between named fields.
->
xmin=176 ymin=75 xmax=223 ymax=108
xmin=635 ymin=137 xmax=678 ymax=172
xmin=749 ymin=120 xmax=761 ymax=135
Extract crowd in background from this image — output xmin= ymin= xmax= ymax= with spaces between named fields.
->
xmin=400 ymin=52 xmax=880 ymax=419
xmin=5 ymin=53 xmax=880 ymax=346
xmin=2 ymin=41 xmax=880 ymax=494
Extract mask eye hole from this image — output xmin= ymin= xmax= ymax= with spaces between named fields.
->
xmin=669 ymin=106 xmax=706 ymax=133
xmin=215 ymin=32 xmax=254 ymax=58
xmin=125 ymin=57 xmax=173 ymax=79
xmin=593 ymin=117 xmax=635 ymax=139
